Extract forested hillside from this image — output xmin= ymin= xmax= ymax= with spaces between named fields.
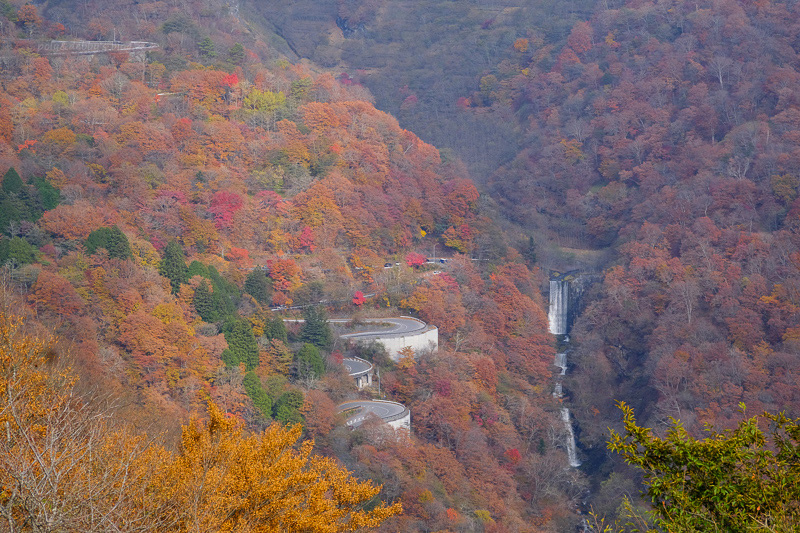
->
xmin=450 ymin=0 xmax=800 ymax=519
xmin=0 ymin=0 xmax=588 ymax=531
xmin=4 ymin=0 xmax=800 ymax=529
xmin=232 ymin=0 xmax=800 ymax=524
xmin=243 ymin=0 xmax=596 ymax=179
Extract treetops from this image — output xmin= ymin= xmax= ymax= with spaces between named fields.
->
xmin=599 ymin=402 xmax=800 ymax=533
xmin=0 ymin=310 xmax=401 ymax=532
xmin=0 ymin=4 xmax=578 ymax=529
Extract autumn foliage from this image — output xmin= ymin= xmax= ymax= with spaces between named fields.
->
xmin=0 ymin=309 xmax=400 ymax=531
xmin=0 ymin=1 xmax=597 ymax=529
xmin=454 ymin=0 xmax=800 ymax=521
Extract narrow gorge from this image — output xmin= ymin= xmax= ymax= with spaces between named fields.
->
xmin=549 ymin=276 xmax=581 ymax=468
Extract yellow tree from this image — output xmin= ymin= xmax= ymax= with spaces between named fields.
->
xmin=0 ymin=310 xmax=171 ymax=531
xmin=167 ymin=401 xmax=402 ymax=532
xmin=0 ymin=309 xmax=401 ymax=532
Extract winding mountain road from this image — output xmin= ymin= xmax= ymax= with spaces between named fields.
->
xmin=342 ymin=357 xmax=372 ymax=376
xmin=337 ymin=400 xmax=408 ymax=428
xmin=284 ymin=316 xmax=428 ymax=338
xmin=336 ymin=317 xmax=427 ymax=339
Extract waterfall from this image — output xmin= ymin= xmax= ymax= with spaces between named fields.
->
xmin=561 ymin=408 xmax=581 ymax=468
xmin=550 ymin=276 xmax=581 ymax=467
xmin=548 ymin=280 xmax=568 ymax=335
xmin=553 ymin=351 xmax=581 ymax=468
xmin=554 ymin=351 xmax=567 ymax=375
xmin=553 ymin=352 xmax=566 ymax=398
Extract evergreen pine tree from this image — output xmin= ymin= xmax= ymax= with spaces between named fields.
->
xmin=193 ymin=280 xmax=218 ymax=322
xmin=0 ymin=195 xmax=25 ymax=234
xmin=187 ymin=260 xmax=210 ymax=279
xmin=244 ymin=269 xmax=273 ymax=305
xmin=0 ymin=169 xmax=34 ymax=233
xmin=228 ymin=42 xmax=245 ymax=64
xmin=300 ymin=306 xmax=332 ymax=349
xmin=295 ymin=343 xmax=324 ymax=381
xmin=264 ymin=317 xmax=288 ymax=342
xmin=224 ymin=319 xmax=259 ymax=371
xmin=208 ymin=265 xmax=238 ymax=317
xmin=33 ymin=176 xmax=60 ymax=210
xmin=524 ymin=235 xmax=537 ymax=264
xmin=158 ymin=240 xmax=189 ymax=294
xmin=221 ymin=348 xmax=238 ymax=368
xmin=2 ymin=167 xmax=23 ymax=194
xmin=86 ymin=226 xmax=132 ymax=259
xmin=0 ymin=237 xmax=36 ymax=265
xmin=273 ymin=390 xmax=304 ymax=426
xmin=198 ymin=36 xmax=216 ymax=57
xmin=243 ymin=371 xmax=272 ymax=419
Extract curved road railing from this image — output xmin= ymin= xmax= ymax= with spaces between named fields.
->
xmin=338 ymin=316 xmax=431 ymax=340
xmin=337 ymin=399 xmax=409 ymax=428
xmin=31 ymin=40 xmax=159 ymax=56
xmin=342 ymin=356 xmax=373 ymax=378
xmin=284 ymin=316 xmax=432 ymax=340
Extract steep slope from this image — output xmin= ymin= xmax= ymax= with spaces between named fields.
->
xmin=0 ymin=1 xmax=587 ymax=530
xmin=243 ymin=0 xmax=596 ymax=179
xmin=453 ymin=0 xmax=800 ymax=519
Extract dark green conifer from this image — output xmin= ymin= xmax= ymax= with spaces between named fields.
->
xmin=228 ymin=42 xmax=245 ymax=64
xmin=264 ymin=317 xmax=288 ymax=342
xmin=158 ymin=240 xmax=189 ymax=294
xmin=243 ymin=371 xmax=272 ymax=419
xmin=208 ymin=265 xmax=239 ymax=317
xmin=33 ymin=176 xmax=60 ymax=210
xmin=193 ymin=280 xmax=218 ymax=322
xmin=221 ymin=348 xmax=238 ymax=368
xmin=273 ymin=390 xmax=304 ymax=426
xmin=198 ymin=36 xmax=216 ymax=58
xmin=224 ymin=319 xmax=259 ymax=371
xmin=187 ymin=260 xmax=210 ymax=279
xmin=524 ymin=235 xmax=537 ymax=264
xmin=244 ymin=269 xmax=272 ymax=305
xmin=295 ymin=343 xmax=324 ymax=380
xmin=85 ymin=226 xmax=132 ymax=260
xmin=0 ymin=195 xmax=25 ymax=234
xmin=2 ymin=167 xmax=23 ymax=194
xmin=0 ymin=237 xmax=36 ymax=265
xmin=299 ymin=306 xmax=332 ymax=349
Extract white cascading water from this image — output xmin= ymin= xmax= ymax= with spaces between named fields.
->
xmin=550 ymin=279 xmax=581 ymax=467
xmin=561 ymin=407 xmax=581 ymax=468
xmin=548 ymin=280 xmax=569 ymax=335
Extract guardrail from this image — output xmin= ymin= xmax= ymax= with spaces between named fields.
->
xmin=379 ymin=404 xmax=411 ymax=424
xmin=343 ymin=325 xmax=435 ymax=341
xmin=338 ymin=399 xmax=409 ymax=425
xmin=29 ymin=40 xmax=159 ymax=55
xmin=342 ymin=356 xmax=373 ymax=377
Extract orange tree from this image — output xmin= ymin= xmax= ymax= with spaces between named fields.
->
xmin=0 ymin=310 xmax=401 ymax=532
xmin=167 ymin=401 xmax=401 ymax=532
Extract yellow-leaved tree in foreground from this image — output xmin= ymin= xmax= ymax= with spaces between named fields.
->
xmin=0 ymin=309 xmax=401 ymax=532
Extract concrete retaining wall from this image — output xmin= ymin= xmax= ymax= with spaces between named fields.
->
xmin=376 ymin=326 xmax=439 ymax=361
xmin=338 ymin=399 xmax=411 ymax=433
xmin=387 ymin=410 xmax=411 ymax=431
xmin=343 ymin=357 xmax=374 ymax=389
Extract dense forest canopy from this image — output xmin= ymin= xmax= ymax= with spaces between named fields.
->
xmin=0 ymin=0 xmax=582 ymax=530
xmin=454 ymin=0 xmax=800 ymax=520
xmin=0 ymin=0 xmax=799 ymax=530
